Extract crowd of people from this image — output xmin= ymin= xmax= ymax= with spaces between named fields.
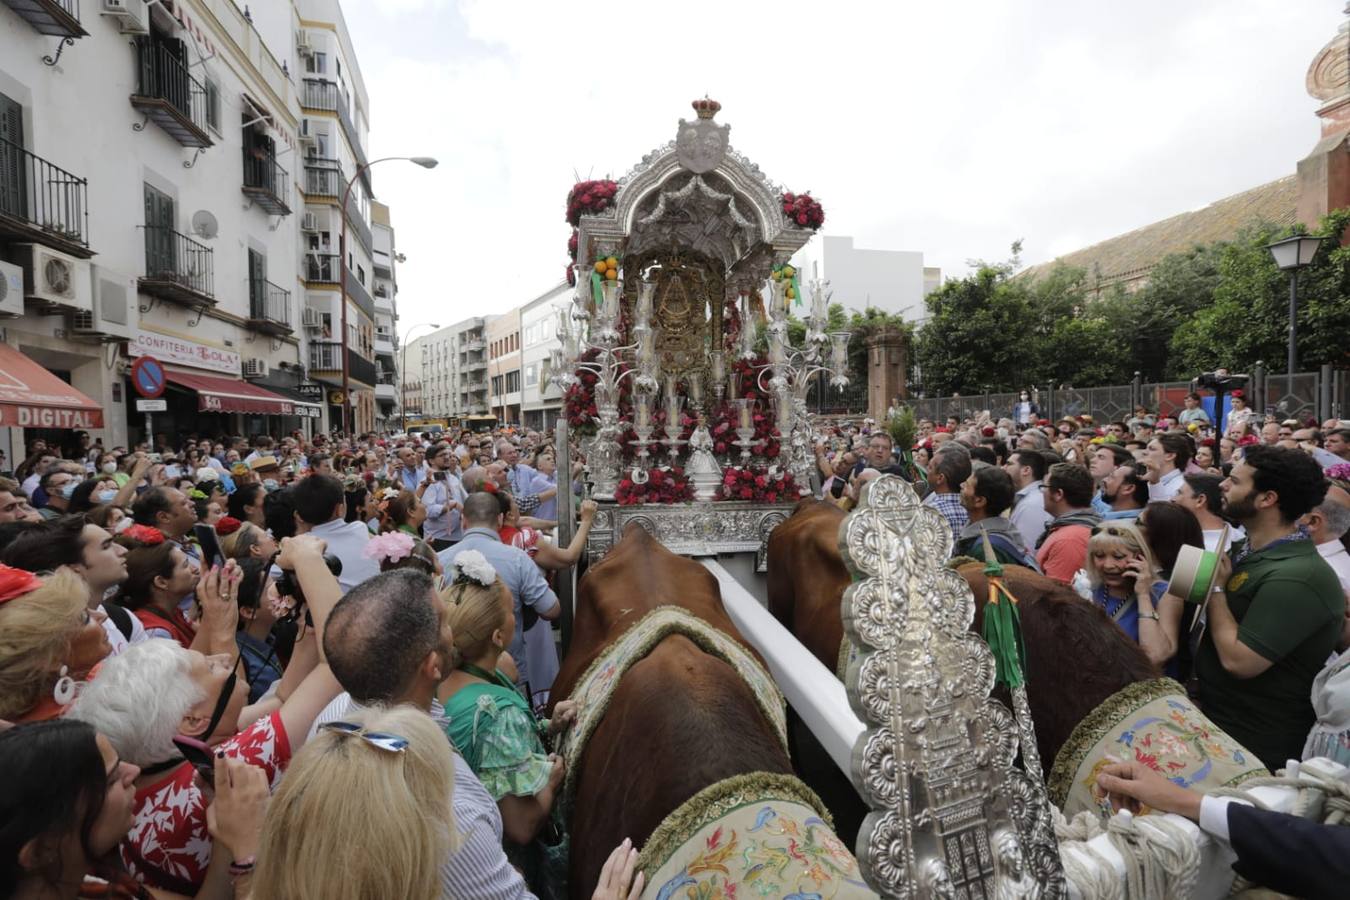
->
xmin=2 ymin=387 xmax=1349 ymax=898
xmin=0 ymin=426 xmax=634 ymax=900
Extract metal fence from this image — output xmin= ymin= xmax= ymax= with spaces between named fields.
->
xmin=907 ymin=363 xmax=1345 ymax=426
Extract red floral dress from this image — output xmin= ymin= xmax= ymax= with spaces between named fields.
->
xmin=122 ymin=711 xmax=291 ymax=893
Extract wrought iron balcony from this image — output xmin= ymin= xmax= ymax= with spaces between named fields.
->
xmin=2 ymin=0 xmax=86 ymax=38
xmin=309 ymin=340 xmax=341 ymax=372
xmin=248 ymin=278 xmax=292 ymax=335
xmin=242 ymin=149 xmax=291 ymax=216
xmin=140 ymin=226 xmax=214 ymax=306
xmin=130 ymin=37 xmax=213 ymax=149
xmin=303 ymin=253 xmax=339 ymax=284
xmin=303 ymin=158 xmax=342 ymax=199
xmin=0 ymin=137 xmax=91 ymax=257
xmin=300 ymin=78 xmax=371 ymax=192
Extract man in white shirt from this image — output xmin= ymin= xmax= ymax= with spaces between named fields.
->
xmin=1173 ymin=472 xmax=1244 ymax=554
xmin=19 ymin=451 xmax=57 ymax=500
xmin=1004 ymin=449 xmax=1053 ymax=550
xmin=1304 ymin=481 xmax=1350 ymax=597
xmin=291 ymin=472 xmax=380 ymax=594
xmin=420 ymin=443 xmax=467 ymax=551
xmin=1144 ymin=433 xmax=1191 ymax=502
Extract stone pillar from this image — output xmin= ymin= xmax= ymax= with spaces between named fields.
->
xmin=866 ymin=328 xmax=907 ymax=422
xmin=1298 ymin=14 xmax=1350 ymax=229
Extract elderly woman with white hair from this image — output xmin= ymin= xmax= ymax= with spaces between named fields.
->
xmin=68 ymin=534 xmax=344 ymax=895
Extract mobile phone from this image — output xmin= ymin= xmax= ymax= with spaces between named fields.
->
xmin=434 ymin=470 xmax=447 ymax=481
xmin=194 ymin=523 xmax=225 ymax=569
xmin=172 ymin=735 xmax=216 ymax=783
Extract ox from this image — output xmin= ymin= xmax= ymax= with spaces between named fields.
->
xmin=767 ymin=498 xmax=1158 ymax=774
xmin=551 ymin=526 xmax=799 ymax=895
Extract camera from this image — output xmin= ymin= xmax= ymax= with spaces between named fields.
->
xmin=274 ymin=552 xmax=343 ymax=616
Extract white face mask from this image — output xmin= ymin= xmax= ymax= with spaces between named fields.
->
xmin=102 ymin=462 xmax=118 ymax=474
xmin=113 ymin=516 xmax=133 ymax=534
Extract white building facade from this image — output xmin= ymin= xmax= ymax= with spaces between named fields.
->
xmin=406 ymin=316 xmax=491 ymax=421
xmin=0 ymin=0 xmax=391 ymax=458
xmin=520 ymin=281 xmax=567 ymax=431
xmin=791 ymin=235 xmax=940 ymax=322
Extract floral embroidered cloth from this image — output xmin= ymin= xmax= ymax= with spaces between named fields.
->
xmin=639 ymin=772 xmax=876 ymax=900
xmin=556 ymin=606 xmax=786 ymax=814
xmin=1048 ymin=678 xmax=1268 ymax=817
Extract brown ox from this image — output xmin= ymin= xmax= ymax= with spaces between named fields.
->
xmin=767 ymin=499 xmax=1158 ymax=774
xmin=552 ymin=526 xmax=796 ymax=896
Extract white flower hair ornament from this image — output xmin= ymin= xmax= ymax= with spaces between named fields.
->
xmin=449 ymin=549 xmax=497 ymax=588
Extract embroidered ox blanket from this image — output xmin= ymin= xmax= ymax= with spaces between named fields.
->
xmin=556 ymin=606 xmax=787 ymax=815
xmin=638 ymin=772 xmax=877 ymax=900
xmin=1049 ymin=677 xmax=1268 ymax=817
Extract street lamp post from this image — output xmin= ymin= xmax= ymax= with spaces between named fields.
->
xmin=400 ymin=321 xmax=440 ymax=433
xmin=340 ymin=155 xmax=437 ymax=436
xmin=1266 ymin=235 xmax=1324 ymax=376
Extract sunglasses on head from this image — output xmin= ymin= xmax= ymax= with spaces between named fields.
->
xmin=320 ymin=721 xmax=409 ymax=752
xmin=1090 ymin=524 xmax=1133 ymax=538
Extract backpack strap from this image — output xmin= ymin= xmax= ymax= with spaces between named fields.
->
xmin=103 ymin=602 xmax=134 ymax=640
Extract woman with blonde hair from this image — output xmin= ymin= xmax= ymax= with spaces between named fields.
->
xmin=0 ymin=565 xmax=111 ymax=723
xmin=253 ymin=704 xmax=456 ymax=900
xmin=220 ymin=519 xmax=279 ymax=562
xmin=1084 ymin=521 xmax=1182 ymax=672
xmin=439 ymin=550 xmax=576 ymax=899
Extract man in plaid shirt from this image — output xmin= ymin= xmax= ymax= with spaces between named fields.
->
xmin=923 ymin=443 xmax=972 ymax=545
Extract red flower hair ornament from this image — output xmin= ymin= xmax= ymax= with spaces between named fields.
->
xmin=214 ymin=516 xmax=243 ymax=536
xmin=0 ymin=564 xmax=43 ymax=605
xmin=122 ymin=524 xmax=166 ymax=545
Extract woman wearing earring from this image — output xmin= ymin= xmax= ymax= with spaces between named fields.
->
xmin=440 ymin=550 xmax=577 ymax=900
xmin=0 ymin=566 xmax=112 ymax=724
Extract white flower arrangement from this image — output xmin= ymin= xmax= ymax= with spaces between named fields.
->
xmin=378 ymin=487 xmax=400 ymax=502
xmin=450 ymin=549 xmax=497 ymax=587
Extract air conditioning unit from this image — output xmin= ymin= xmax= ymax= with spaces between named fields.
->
xmin=15 ymin=244 xmax=91 ymax=313
xmin=0 ymin=260 xmax=23 ymax=317
xmin=101 ymin=0 xmax=149 ymax=34
xmin=243 ymin=358 xmax=268 ymax=379
xmin=296 ymin=29 xmax=313 ymax=53
xmin=301 ymin=212 xmax=319 ymax=232
xmin=71 ymin=264 xmax=137 ymax=341
xmin=302 ymin=307 xmax=322 ymax=330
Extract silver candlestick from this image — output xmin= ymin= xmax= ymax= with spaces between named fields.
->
xmin=733 ymin=426 xmax=756 ymax=464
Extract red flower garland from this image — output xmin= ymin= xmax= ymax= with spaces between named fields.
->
xmin=566 ymin=179 xmax=619 ymax=227
xmin=781 ymin=191 xmax=824 ymax=230
xmin=121 ymin=524 xmax=166 ymax=545
xmin=716 ymin=466 xmax=798 ymax=503
xmin=615 ymin=466 xmax=695 ymax=506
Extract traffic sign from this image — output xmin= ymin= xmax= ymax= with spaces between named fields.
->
xmin=130 ymin=356 xmax=166 ymax=399
xmin=135 ymin=398 xmax=167 ymax=412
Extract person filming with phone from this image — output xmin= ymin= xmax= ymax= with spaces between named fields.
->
xmin=419 ymin=442 xmax=467 ymax=553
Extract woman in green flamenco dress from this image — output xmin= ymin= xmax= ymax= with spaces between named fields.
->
xmin=438 ymin=549 xmax=577 ymax=900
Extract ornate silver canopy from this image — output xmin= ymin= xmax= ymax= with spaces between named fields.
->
xmin=839 ymin=476 xmax=1064 ymax=899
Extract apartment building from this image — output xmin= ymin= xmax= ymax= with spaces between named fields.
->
xmin=406 ymin=316 xmax=490 ymax=421
xmin=370 ymin=199 xmax=398 ymax=429
xmin=487 ymin=308 xmax=521 ymax=424
xmin=519 ymin=281 xmax=568 ymax=430
xmin=0 ymin=0 xmax=391 ymax=455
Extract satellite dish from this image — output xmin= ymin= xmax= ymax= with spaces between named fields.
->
xmin=191 ymin=210 xmax=219 ymax=240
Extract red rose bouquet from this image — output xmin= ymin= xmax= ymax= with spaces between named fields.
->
xmin=615 ymin=466 xmax=695 ymax=506
xmin=781 ymin=191 xmax=825 ymax=230
xmin=566 ymin=179 xmax=619 ymax=227
xmin=716 ymin=466 xmax=797 ymax=503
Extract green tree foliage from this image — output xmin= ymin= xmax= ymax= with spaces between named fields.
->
xmin=910 ymin=213 xmax=1350 ymax=396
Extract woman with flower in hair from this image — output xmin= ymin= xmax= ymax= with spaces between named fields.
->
xmin=439 ymin=549 xmax=577 ymax=899
xmin=378 ymin=487 xmax=426 ymax=538
xmin=0 ymin=566 xmax=112 ymax=723
xmin=363 ymin=530 xmax=441 ymax=576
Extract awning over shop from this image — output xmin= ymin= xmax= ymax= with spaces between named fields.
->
xmin=166 ymin=369 xmax=310 ymax=416
xmin=254 ymin=384 xmax=324 ymax=419
xmin=0 ymin=343 xmax=103 ymax=429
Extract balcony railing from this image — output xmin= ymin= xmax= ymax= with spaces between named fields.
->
xmin=241 ymin=149 xmax=291 ymax=216
xmin=248 ymin=278 xmax=291 ymax=334
xmin=0 ymin=136 xmax=91 ymax=257
xmin=309 ymin=341 xmax=341 ymax=372
xmin=2 ymin=0 xmax=86 ymax=38
xmin=303 ymin=253 xmax=339 ymax=284
xmin=131 ymin=37 xmax=212 ymax=148
xmin=303 ymin=159 xmax=342 ymax=198
xmin=140 ymin=226 xmax=214 ymax=305
xmin=300 ymin=78 xmax=371 ymax=192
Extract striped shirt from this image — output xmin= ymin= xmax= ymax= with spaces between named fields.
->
xmin=311 ymin=694 xmax=535 ymax=899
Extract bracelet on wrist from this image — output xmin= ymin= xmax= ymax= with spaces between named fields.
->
xmin=1138 ymin=612 xmax=1160 ymax=622
xmin=229 ymin=855 xmax=256 ymax=877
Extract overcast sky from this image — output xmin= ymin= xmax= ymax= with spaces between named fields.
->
xmin=339 ymin=0 xmax=1336 ymax=338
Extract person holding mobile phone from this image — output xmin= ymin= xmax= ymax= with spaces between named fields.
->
xmin=1084 ymin=521 xmax=1183 ymax=673
xmin=420 ymin=443 xmax=466 ymax=552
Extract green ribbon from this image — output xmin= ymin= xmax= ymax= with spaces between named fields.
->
xmin=979 ymin=531 xmax=1027 ymax=690
xmin=591 ymin=270 xmax=603 ymax=309
xmin=791 ymin=271 xmax=803 ymax=307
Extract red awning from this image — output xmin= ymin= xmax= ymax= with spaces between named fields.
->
xmin=0 ymin=343 xmax=103 ymax=429
xmin=165 ymin=369 xmax=304 ymax=416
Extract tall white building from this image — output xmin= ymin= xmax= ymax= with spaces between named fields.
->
xmin=0 ymin=0 xmax=388 ymax=460
xmin=406 ymin=317 xmax=491 ymax=421
xmin=791 ymin=235 xmax=940 ymax=322
xmin=370 ymin=199 xmax=399 ymax=429
xmin=520 ymin=282 xmax=568 ymax=430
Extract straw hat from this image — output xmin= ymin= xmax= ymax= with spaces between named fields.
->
xmin=1167 ymin=534 xmax=1227 ymax=605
